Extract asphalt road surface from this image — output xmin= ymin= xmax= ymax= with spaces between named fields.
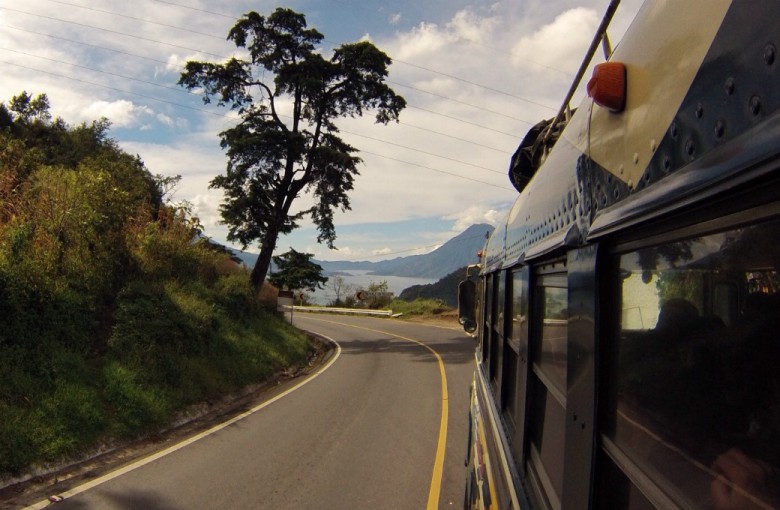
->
xmin=21 ymin=313 xmax=477 ymax=510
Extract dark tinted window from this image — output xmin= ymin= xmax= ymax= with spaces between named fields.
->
xmin=608 ymin=219 xmax=780 ymax=509
xmin=528 ymin=268 xmax=568 ymax=510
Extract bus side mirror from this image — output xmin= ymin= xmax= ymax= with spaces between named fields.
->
xmin=458 ymin=279 xmax=477 ymax=334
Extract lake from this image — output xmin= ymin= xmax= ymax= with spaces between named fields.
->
xmin=310 ymin=270 xmax=437 ymax=305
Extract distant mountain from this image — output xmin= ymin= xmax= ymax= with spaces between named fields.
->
xmin=223 ymin=223 xmax=494 ymax=281
xmin=226 ymin=249 xmax=258 ymax=268
xmin=317 ymin=223 xmax=493 ymax=280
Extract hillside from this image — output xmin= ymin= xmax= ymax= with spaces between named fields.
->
xmin=0 ymin=92 xmax=310 ymax=480
xmin=398 ymin=266 xmax=471 ymax=307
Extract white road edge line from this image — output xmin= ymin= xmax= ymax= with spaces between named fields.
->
xmin=24 ymin=334 xmax=342 ymax=509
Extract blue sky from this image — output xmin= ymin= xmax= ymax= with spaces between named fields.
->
xmin=0 ymin=0 xmax=643 ymax=261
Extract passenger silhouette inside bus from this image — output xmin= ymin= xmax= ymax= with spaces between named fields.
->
xmin=616 ymin=221 xmax=780 ymax=509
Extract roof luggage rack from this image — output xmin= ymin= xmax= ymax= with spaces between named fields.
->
xmin=508 ymin=0 xmax=621 ymax=193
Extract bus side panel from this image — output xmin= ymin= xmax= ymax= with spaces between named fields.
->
xmin=468 ymin=365 xmax=518 ymax=509
xmin=561 ymin=245 xmax=599 ymax=510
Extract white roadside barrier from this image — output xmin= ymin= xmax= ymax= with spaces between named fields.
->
xmin=281 ymin=306 xmax=393 ymax=317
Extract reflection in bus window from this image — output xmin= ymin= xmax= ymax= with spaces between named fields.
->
xmin=528 ymin=272 xmax=568 ymax=510
xmin=540 ymin=285 xmax=568 ymax=395
xmin=612 ymin=219 xmax=780 ymax=509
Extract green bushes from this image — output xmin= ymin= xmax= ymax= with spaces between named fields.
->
xmin=0 ymin=93 xmax=311 ymax=479
xmin=390 ymin=298 xmax=452 ymax=316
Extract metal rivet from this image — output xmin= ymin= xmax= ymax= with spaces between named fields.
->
xmin=618 ymin=164 xmax=624 ymax=175
xmin=695 ymin=103 xmax=704 ymax=119
xmin=663 ymin=155 xmax=671 ymax=172
xmin=765 ymin=44 xmax=776 ymax=66
xmin=633 ymin=153 xmax=639 ymax=164
xmin=650 ymin=139 xmax=657 ymax=152
xmin=670 ymin=121 xmax=678 ymax=139
xmin=714 ymin=119 xmax=725 ymax=139
xmin=686 ymin=139 xmax=696 ymax=157
xmin=750 ymin=95 xmax=762 ymax=116
xmin=725 ymin=78 xmax=735 ymax=96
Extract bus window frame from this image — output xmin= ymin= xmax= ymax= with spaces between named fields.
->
xmin=596 ymin=199 xmax=780 ymax=510
xmin=526 ymin=258 xmax=569 ymax=510
xmin=506 ymin=265 xmax=531 ymax=466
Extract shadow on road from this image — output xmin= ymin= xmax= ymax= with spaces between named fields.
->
xmin=339 ymin=335 xmax=476 ymax=366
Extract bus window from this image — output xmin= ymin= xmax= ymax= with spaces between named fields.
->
xmin=528 ymin=266 xmax=568 ymax=510
xmin=490 ymin=271 xmax=507 ymax=393
xmin=504 ymin=266 xmax=530 ymax=462
xmin=604 ymin=218 xmax=780 ymax=509
xmin=481 ymin=274 xmax=493 ymax=363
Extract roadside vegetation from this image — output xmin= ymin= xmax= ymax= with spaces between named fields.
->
xmin=322 ymin=277 xmax=454 ymax=317
xmin=389 ymin=298 xmax=453 ymax=317
xmin=0 ymin=93 xmax=311 ymax=480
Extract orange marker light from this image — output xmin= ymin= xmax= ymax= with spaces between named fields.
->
xmin=587 ymin=62 xmax=627 ymax=113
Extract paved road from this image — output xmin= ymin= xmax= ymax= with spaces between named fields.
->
xmin=24 ymin=314 xmax=477 ymax=509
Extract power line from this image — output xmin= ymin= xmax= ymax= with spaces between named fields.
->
xmin=392 ymin=58 xmax=557 ymax=111
xmin=4 ymin=8 xmax=525 ymax=138
xmin=3 ymin=21 xmax=524 ymax=142
xmin=0 ymin=59 xmax=227 ymax=117
xmin=2 ymin=24 xmax=170 ymax=66
xmin=0 ymin=48 xmax=511 ymax=175
xmin=33 ymin=0 xmax=553 ymax=115
xmin=359 ymin=150 xmax=513 ymax=191
xmin=399 ymin=121 xmax=507 ymax=153
xmin=407 ymin=105 xmax=518 ymax=138
xmin=2 ymin=27 xmax=511 ymax=154
xmin=40 ymin=0 xmax=225 ymax=40
xmin=341 ymin=129 xmax=504 ymax=174
xmin=0 ymin=6 xmax=226 ymax=59
xmin=150 ymin=0 xmax=236 ymax=20
xmin=1 ymin=47 xmax=184 ymax=95
xmin=1 ymin=59 xmax=514 ymax=191
xmin=388 ymin=80 xmax=535 ymax=124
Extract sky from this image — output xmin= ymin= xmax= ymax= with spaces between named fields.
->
xmin=0 ymin=0 xmax=644 ymax=262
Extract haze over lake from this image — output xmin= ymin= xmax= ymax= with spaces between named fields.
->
xmin=311 ymin=270 xmax=437 ymax=305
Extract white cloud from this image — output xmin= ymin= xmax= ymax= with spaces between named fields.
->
xmin=511 ymin=7 xmax=600 ymax=73
xmin=445 ymin=205 xmax=510 ymax=234
xmin=0 ymin=0 xmax=646 ymax=261
xmin=393 ymin=22 xmax=457 ymax=60
xmin=446 ymin=9 xmax=498 ymax=43
xmin=80 ymin=100 xmax=152 ymax=128
xmin=156 ymin=113 xmax=175 ymax=126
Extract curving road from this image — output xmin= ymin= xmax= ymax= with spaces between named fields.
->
xmin=22 ymin=313 xmax=477 ymax=510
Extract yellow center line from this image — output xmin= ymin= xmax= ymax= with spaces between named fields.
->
xmin=301 ymin=316 xmax=449 ymax=510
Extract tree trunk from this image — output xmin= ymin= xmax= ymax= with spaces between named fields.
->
xmin=250 ymin=228 xmax=280 ymax=291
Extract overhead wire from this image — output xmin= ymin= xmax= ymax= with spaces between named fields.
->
xmin=1 ymin=27 xmax=512 ymax=155
xmin=0 ymin=45 xmax=510 ymax=176
xmin=2 ymin=12 xmax=526 ymax=139
xmin=38 ymin=0 xmax=225 ymax=40
xmin=16 ymin=0 xmax=555 ymax=117
xmin=1 ymin=6 xmax=526 ymax=139
xmin=0 ymin=6 xmax=226 ymax=59
xmin=2 ymin=0 xmax=529 ymax=191
xmin=0 ymin=58 xmax=512 ymax=191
